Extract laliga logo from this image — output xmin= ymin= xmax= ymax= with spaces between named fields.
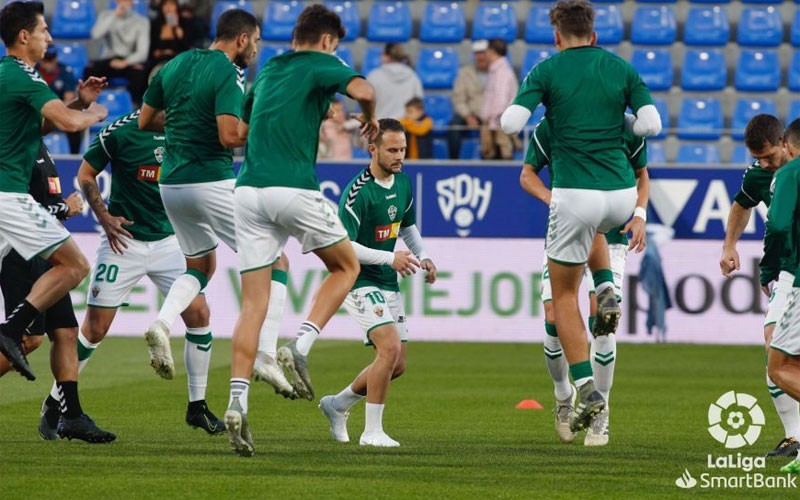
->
xmin=707 ymin=391 xmax=765 ymax=449
xmin=675 ymin=469 xmax=697 ymax=489
xmin=436 ymin=174 xmax=492 ymax=237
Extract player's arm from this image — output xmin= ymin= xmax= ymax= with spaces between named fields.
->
xmin=721 ymin=202 xmax=753 ymax=278
xmin=399 ymin=225 xmax=435 ymax=283
xmin=520 ymin=165 xmax=551 ymax=205
xmin=501 ymin=65 xmax=545 ymax=135
xmin=761 ymin=169 xmax=796 ymax=291
xmin=519 ymin=123 xmax=551 ymax=204
xmin=42 ymin=76 xmax=108 ymax=134
xmin=622 ymin=167 xmax=650 ymax=253
xmin=624 ymin=106 xmax=662 ymax=138
xmin=40 ymin=99 xmax=106 ymax=134
xmin=217 ymin=114 xmax=245 ymax=148
xmin=346 ymin=77 xmax=379 ymax=140
xmin=78 ymin=159 xmax=133 ymax=254
xmin=138 ymin=103 xmax=165 ymax=132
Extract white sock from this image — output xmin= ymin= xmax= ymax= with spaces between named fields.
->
xmin=333 ymin=385 xmax=364 ymax=412
xmin=591 ymin=334 xmax=616 ymax=403
xmin=543 ymin=327 xmax=572 ymax=401
xmin=364 ymin=402 xmax=385 ymax=434
xmin=595 ymin=281 xmax=613 ymax=297
xmin=295 ymin=321 xmax=320 ymax=356
xmin=184 ymin=327 xmax=212 ymax=402
xmin=768 ymin=372 xmax=800 ymax=439
xmin=258 ymin=279 xmax=287 ymax=359
xmin=157 ymin=273 xmax=202 ymax=327
xmin=51 ymin=331 xmax=100 ymax=402
xmin=229 ymin=378 xmax=250 ymax=413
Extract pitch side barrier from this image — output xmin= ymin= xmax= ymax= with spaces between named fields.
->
xmin=52 ymin=158 xmax=767 ymax=344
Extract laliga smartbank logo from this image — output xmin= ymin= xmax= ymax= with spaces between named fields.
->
xmin=674 ymin=391 xmax=797 ymax=490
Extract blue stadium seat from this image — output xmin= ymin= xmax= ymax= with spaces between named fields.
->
xmin=741 ymin=0 xmax=781 ymax=3
xmin=51 ymin=0 xmax=96 ymax=39
xmin=734 ymin=50 xmax=780 ymax=92
xmin=651 ymin=96 xmax=668 ymax=140
xmin=459 ymin=137 xmax=481 ymax=160
xmin=637 ymin=0 xmax=675 ymax=3
xmin=789 ymin=101 xmax=800 ymax=123
xmin=367 ymin=2 xmax=412 ymax=42
xmin=791 ymin=10 xmax=800 ymax=47
xmin=0 ymin=44 xmax=4 ymax=57
xmin=424 ymin=95 xmax=453 ymax=128
xmin=42 ymin=132 xmax=70 ymax=155
xmin=594 ymin=5 xmax=624 ymax=45
xmin=646 ymin=142 xmax=666 ymax=165
xmin=630 ymin=6 xmax=677 ymax=45
xmin=420 ymin=2 xmax=466 ymax=43
xmin=630 ymin=49 xmax=672 ymax=91
xmin=417 ymin=48 xmax=459 ymax=89
xmin=731 ymin=145 xmax=751 ymax=165
xmin=210 ymin=0 xmax=255 ymax=39
xmin=92 ymin=89 xmax=134 ymax=131
xmin=790 ymin=52 xmax=800 ymax=92
xmin=732 ymin=98 xmax=778 ymax=140
xmin=335 ymin=46 xmax=353 ymax=69
xmin=677 ymin=98 xmax=723 ymax=140
xmin=261 ymin=1 xmax=303 ymax=42
xmin=681 ymin=49 xmax=726 ymax=91
xmin=324 ymin=1 xmax=360 ymax=41
xmin=737 ymin=7 xmax=783 ymax=47
xmin=524 ymin=6 xmax=552 ymax=44
xmin=472 ymin=3 xmax=518 ymax=42
xmin=432 ymin=138 xmax=449 ymax=160
xmin=55 ymin=42 xmax=89 ymax=77
xmin=256 ymin=45 xmax=289 ymax=72
xmin=684 ymin=6 xmax=729 ymax=46
xmin=688 ymin=0 xmax=729 ymax=3
xmin=361 ymin=46 xmax=383 ymax=76
xmin=108 ymin=0 xmax=148 ymax=17
xmin=676 ymin=144 xmax=721 ymax=165
xmin=520 ymin=47 xmax=555 ymax=80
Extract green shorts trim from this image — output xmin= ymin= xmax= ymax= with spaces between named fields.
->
xmin=305 ymin=235 xmax=348 ymax=254
xmin=184 ymin=243 xmax=218 ymax=259
xmin=770 ymin=345 xmax=800 ymax=357
xmin=35 ymin=235 xmax=70 ymax=259
xmin=87 ymin=304 xmax=122 ymax=310
xmin=764 ymin=321 xmax=777 ymax=327
xmin=547 ymin=255 xmax=586 ymax=266
xmin=240 ymin=256 xmax=280 ymax=275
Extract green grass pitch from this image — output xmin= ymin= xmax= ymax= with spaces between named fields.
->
xmin=0 ymin=339 xmax=791 ymax=499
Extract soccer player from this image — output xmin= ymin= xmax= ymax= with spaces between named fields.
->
xmin=225 ymin=4 xmax=378 ymax=456
xmin=0 ymin=0 xmax=107 ymax=380
xmin=319 ymin=119 xmax=436 ymax=448
xmin=500 ymin=0 xmax=660 ymax=431
xmin=0 ymin=141 xmax=116 ymax=443
xmin=760 ymin=118 xmax=800 ymax=474
xmin=521 ymin=118 xmax=649 ymax=446
xmin=724 ymin=114 xmax=799 ymax=458
xmin=38 ymin=110 xmax=228 ymax=438
xmin=138 ymin=9 xmax=294 ymax=398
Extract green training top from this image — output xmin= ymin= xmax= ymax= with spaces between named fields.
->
xmin=83 ymin=110 xmax=174 ymax=241
xmin=0 ymin=56 xmax=59 ymax=193
xmin=525 ymin=119 xmax=647 ymax=246
xmin=338 ymin=169 xmax=416 ymax=291
xmin=143 ymin=49 xmax=245 ymax=185
xmin=734 ymin=160 xmax=774 ymax=209
xmin=514 ymin=46 xmax=653 ymax=191
xmin=761 ymin=158 xmax=800 ymax=286
xmin=237 ymin=51 xmax=361 ymax=190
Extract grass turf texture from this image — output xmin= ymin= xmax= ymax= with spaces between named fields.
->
xmin=0 ymin=339 xmax=791 ymax=499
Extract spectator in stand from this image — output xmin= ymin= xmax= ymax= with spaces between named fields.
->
xmin=448 ymin=40 xmax=489 ymax=159
xmin=319 ymin=99 xmax=361 ymax=160
xmin=367 ymin=43 xmax=423 ymax=120
xmin=36 ymin=46 xmax=81 ymax=153
xmin=85 ymin=0 xmax=150 ymax=105
xmin=400 ymin=97 xmax=433 ymax=160
xmin=479 ymin=39 xmax=518 ymax=160
xmin=147 ymin=0 xmax=192 ymax=77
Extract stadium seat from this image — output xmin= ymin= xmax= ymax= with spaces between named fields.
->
xmin=741 ymin=0 xmax=781 ymax=3
xmin=256 ymin=45 xmax=289 ymax=72
xmin=108 ymin=0 xmax=148 ymax=17
xmin=432 ymin=138 xmax=448 ymax=160
xmin=651 ymin=96 xmax=669 ymax=139
xmin=594 ymin=5 xmax=624 ymax=45
xmin=459 ymin=137 xmax=481 ymax=160
xmin=472 ymin=3 xmax=518 ymax=42
xmin=637 ymin=0 xmax=675 ymax=3
xmin=524 ymin=6 xmax=552 ymax=44
xmin=677 ymin=98 xmax=723 ymax=140
xmin=210 ymin=0 xmax=255 ymax=39
xmin=520 ymin=47 xmax=555 ymax=80
xmin=734 ymin=50 xmax=780 ymax=92
xmin=646 ymin=142 xmax=666 ymax=165
xmin=424 ymin=95 xmax=453 ymax=128
xmin=324 ymin=1 xmax=360 ymax=41
xmin=420 ymin=2 xmax=466 ymax=44
xmin=417 ymin=48 xmax=458 ymax=89
xmin=791 ymin=10 xmax=800 ymax=47
xmin=737 ymin=7 xmax=783 ymax=47
xmin=630 ymin=49 xmax=672 ymax=91
xmin=789 ymin=101 xmax=800 ymax=123
xmin=42 ymin=132 xmax=70 ymax=155
xmin=366 ymin=2 xmax=412 ymax=42
xmin=680 ymin=49 xmax=726 ymax=91
xmin=0 ymin=44 xmax=4 ymax=57
xmin=732 ymin=98 xmax=778 ymax=140
xmin=684 ymin=6 xmax=729 ymax=46
xmin=92 ymin=89 xmax=134 ymax=131
xmin=335 ymin=46 xmax=353 ymax=69
xmin=55 ymin=42 xmax=89 ymax=77
xmin=731 ymin=145 xmax=751 ymax=165
xmin=261 ymin=1 xmax=303 ymax=42
xmin=676 ymin=144 xmax=721 ymax=165
xmin=790 ymin=52 xmax=800 ymax=92
xmin=630 ymin=6 xmax=677 ymax=45
xmin=688 ymin=0 xmax=729 ymax=3
xmin=51 ymin=0 xmax=96 ymax=39
xmin=361 ymin=46 xmax=383 ymax=76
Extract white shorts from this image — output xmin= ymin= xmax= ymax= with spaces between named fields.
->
xmin=0 ymin=192 xmax=70 ymax=260
xmin=160 ymin=179 xmax=237 ymax=258
xmin=771 ymin=285 xmax=800 ymax=356
xmin=765 ymin=271 xmax=795 ymax=328
xmin=609 ymin=243 xmax=629 ymax=302
xmin=343 ymin=286 xmax=407 ymax=345
xmin=545 ymin=187 xmax=637 ymax=264
xmin=234 ymin=186 xmax=347 ymax=273
xmin=87 ymin=234 xmax=185 ymax=308
xmin=540 ymin=253 xmax=594 ymax=303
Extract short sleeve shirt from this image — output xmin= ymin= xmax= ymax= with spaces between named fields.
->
xmin=734 ymin=161 xmax=774 ymax=209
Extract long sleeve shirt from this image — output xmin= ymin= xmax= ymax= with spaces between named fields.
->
xmin=92 ymin=10 xmax=151 ymax=65
xmin=479 ymin=57 xmax=518 ymax=129
xmin=761 ymin=158 xmax=800 ymax=286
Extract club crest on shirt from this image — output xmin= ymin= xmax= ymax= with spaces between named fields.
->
xmin=154 ymin=146 xmax=165 ymax=164
xmin=91 ymin=285 xmax=101 ymax=298
xmin=373 ymin=305 xmax=384 ymax=317
xmin=387 ymin=205 xmax=397 ymax=221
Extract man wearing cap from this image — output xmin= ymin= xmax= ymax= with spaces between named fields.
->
xmin=366 ymin=43 xmax=423 ymax=120
xmin=448 ymin=39 xmax=489 ymax=159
